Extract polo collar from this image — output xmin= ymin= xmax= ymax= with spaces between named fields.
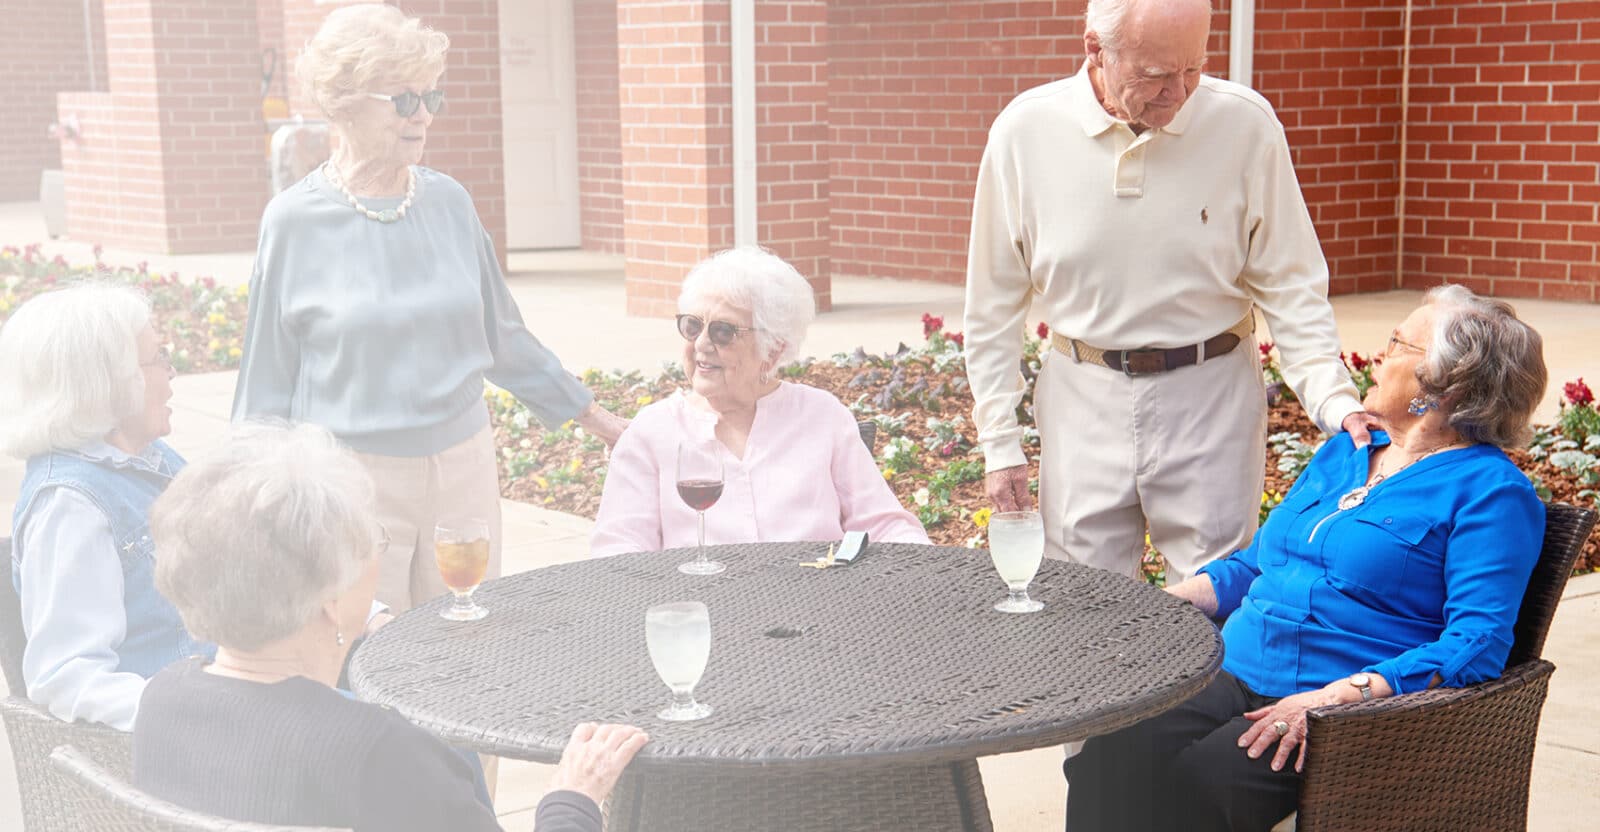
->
xmin=1068 ymin=63 xmax=1200 ymax=138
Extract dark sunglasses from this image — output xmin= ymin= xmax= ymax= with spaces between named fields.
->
xmin=676 ymin=314 xmax=758 ymax=347
xmin=366 ymin=89 xmax=445 ymax=117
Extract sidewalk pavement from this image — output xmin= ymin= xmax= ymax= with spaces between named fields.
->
xmin=3 ymin=200 xmax=1599 ymax=829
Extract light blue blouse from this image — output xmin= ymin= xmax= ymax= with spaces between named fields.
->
xmin=231 ymin=166 xmax=591 ymax=456
xmin=1198 ymin=431 xmax=1544 ymax=697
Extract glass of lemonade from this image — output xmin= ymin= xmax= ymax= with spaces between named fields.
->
xmin=987 ymin=510 xmax=1045 ymax=614
xmin=645 ymin=601 xmax=713 ymax=721
xmin=434 ymin=519 xmax=490 ymax=621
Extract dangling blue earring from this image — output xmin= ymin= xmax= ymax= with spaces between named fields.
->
xmin=1408 ymin=396 xmax=1438 ymax=416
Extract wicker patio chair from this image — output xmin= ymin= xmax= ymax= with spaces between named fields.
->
xmin=2 ymin=535 xmax=136 ymax=832
xmin=1293 ymin=502 xmax=1598 ymax=832
xmin=857 ymin=419 xmax=877 ymax=452
xmin=50 ymin=744 xmax=350 ymax=832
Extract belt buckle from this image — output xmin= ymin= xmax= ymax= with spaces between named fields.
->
xmin=1119 ymin=348 xmax=1166 ymax=376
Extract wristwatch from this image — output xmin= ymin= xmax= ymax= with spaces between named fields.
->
xmin=1347 ymin=672 xmax=1374 ymax=701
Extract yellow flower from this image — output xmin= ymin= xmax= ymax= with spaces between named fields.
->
xmin=972 ymin=508 xmax=993 ymax=529
xmin=566 ymin=458 xmax=582 ymax=474
xmin=228 ymin=346 xmax=242 ymax=359
xmin=882 ymin=467 xmax=896 ymax=481
xmin=0 ymin=299 xmax=10 ymax=314
xmin=497 ymin=390 xmax=514 ymax=407
xmin=636 ymin=395 xmax=653 ymax=406
xmin=208 ymin=338 xmax=221 ymax=351
xmin=561 ymin=420 xmax=575 ymax=430
xmin=543 ymin=496 xmax=553 ymax=504
xmin=207 ymin=312 xmax=226 ymax=326
xmin=235 ymin=284 xmax=249 ymax=298
xmin=534 ymin=476 xmax=550 ymax=489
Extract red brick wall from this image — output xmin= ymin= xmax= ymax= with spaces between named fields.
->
xmin=825 ymin=1 xmax=1233 ymax=286
xmin=1251 ymin=0 xmax=1407 ymax=296
xmin=259 ymin=0 xmax=288 ymax=100
xmin=575 ymin=0 xmax=625 ymax=254
xmin=616 ymin=0 xmax=736 ymax=317
xmin=1398 ymin=0 xmax=1600 ymax=302
xmin=59 ymin=0 xmax=267 ymax=253
xmin=756 ymin=0 xmax=832 ymax=309
xmin=1 ymin=0 xmax=100 ymax=202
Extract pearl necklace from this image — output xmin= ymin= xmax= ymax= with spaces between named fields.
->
xmin=324 ymin=162 xmax=414 ymax=224
xmin=1337 ymin=441 xmax=1467 ymax=510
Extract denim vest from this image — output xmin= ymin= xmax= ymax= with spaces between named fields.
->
xmin=11 ymin=440 xmax=214 ymax=679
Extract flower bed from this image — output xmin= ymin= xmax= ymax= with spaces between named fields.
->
xmin=0 ymin=245 xmax=247 ymax=373
xmin=4 ymin=252 xmax=1594 ymax=574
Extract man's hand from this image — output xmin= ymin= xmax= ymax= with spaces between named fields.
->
xmin=984 ymin=464 xmax=1033 ymax=512
xmin=1341 ymin=411 xmax=1381 ymax=449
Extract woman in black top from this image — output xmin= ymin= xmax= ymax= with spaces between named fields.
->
xmin=133 ymin=423 xmax=646 ymax=830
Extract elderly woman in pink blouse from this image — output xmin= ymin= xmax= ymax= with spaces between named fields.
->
xmin=590 ymin=248 xmax=929 ymax=557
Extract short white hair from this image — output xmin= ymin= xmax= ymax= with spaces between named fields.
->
xmin=678 ymin=247 xmax=818 ymax=370
xmin=0 ymin=284 xmax=150 ymax=459
xmin=151 ymin=422 xmax=378 ymax=652
xmin=296 ymin=3 xmax=449 ymax=122
xmin=1086 ymin=0 xmax=1213 ymax=52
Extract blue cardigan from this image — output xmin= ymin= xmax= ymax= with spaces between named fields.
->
xmin=1198 ymin=431 xmax=1544 ymax=697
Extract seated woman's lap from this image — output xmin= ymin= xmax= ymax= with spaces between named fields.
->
xmin=1064 ymin=671 xmax=1302 ymax=832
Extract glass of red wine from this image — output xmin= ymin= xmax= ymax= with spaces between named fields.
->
xmin=676 ymin=440 xmax=726 ymax=575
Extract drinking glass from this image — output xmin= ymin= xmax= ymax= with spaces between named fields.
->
xmin=987 ymin=510 xmax=1045 ymax=613
xmin=675 ymin=441 xmax=726 ymax=575
xmin=434 ymin=519 xmax=490 ymax=621
xmin=645 ymin=601 xmax=713 ymax=721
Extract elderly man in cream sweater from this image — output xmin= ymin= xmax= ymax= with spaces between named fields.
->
xmin=964 ymin=0 xmax=1371 ymax=583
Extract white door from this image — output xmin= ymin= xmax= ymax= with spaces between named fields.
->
xmin=498 ymin=0 xmax=581 ymax=249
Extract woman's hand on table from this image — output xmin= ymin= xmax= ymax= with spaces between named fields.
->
xmin=549 ymin=722 xmax=650 ymax=807
xmin=577 ymin=403 xmax=630 ymax=448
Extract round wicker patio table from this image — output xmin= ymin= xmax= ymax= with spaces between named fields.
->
xmin=349 ymin=541 xmax=1222 ymax=831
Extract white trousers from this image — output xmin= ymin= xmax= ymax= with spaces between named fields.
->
xmin=1033 ymin=335 xmax=1267 ymax=582
xmin=353 ymin=424 xmax=505 ymax=613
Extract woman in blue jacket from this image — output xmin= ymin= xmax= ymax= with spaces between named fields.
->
xmin=1065 ymin=285 xmax=1549 ymax=831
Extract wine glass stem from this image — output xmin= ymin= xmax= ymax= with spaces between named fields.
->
xmin=454 ymin=589 xmax=476 ymax=613
xmin=670 ymin=689 xmax=696 ymax=710
xmin=697 ymin=510 xmax=707 ymax=564
xmin=1007 ymin=587 xmax=1031 ymax=605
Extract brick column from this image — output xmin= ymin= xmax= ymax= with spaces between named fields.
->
xmin=57 ymin=0 xmax=266 ymax=253
xmin=618 ymin=0 xmax=831 ymax=317
xmin=1 ymin=0 xmax=103 ymax=201
xmin=576 ymin=0 xmax=625 ymax=254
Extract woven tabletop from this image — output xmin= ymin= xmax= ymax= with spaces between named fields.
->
xmin=349 ymin=542 xmax=1221 ymax=771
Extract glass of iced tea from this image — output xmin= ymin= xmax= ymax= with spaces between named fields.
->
xmin=434 ymin=519 xmax=490 ymax=621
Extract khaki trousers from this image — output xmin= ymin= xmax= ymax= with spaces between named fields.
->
xmin=353 ymin=424 xmax=504 ymax=613
xmin=1033 ymin=334 xmax=1267 ymax=582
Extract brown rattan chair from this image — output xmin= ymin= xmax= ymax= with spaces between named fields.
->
xmin=49 ymin=744 xmax=349 ymax=832
xmin=857 ymin=419 xmax=877 ymax=452
xmin=1 ymin=535 xmax=136 ymax=832
xmin=1293 ymin=502 xmax=1598 ymax=832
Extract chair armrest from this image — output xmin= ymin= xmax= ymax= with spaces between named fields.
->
xmin=1295 ymin=660 xmax=1555 ymax=832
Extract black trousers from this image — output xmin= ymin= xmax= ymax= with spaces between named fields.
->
xmin=1063 ymin=671 xmax=1303 ymax=832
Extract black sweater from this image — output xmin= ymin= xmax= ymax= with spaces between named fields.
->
xmin=133 ymin=658 xmax=600 ymax=832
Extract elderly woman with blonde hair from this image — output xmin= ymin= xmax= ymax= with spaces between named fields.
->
xmin=0 ymin=285 xmax=212 ymax=730
xmin=590 ymin=248 xmax=929 ymax=558
xmin=233 ymin=3 xmax=627 ymax=613
xmin=133 ymin=423 xmax=646 ymax=831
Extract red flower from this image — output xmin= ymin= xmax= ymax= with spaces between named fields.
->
xmin=136 ymin=261 xmax=149 ymax=274
xmin=51 ymin=255 xmax=68 ymax=268
xmin=948 ymin=331 xmax=964 ymax=348
xmin=921 ymin=312 xmax=944 ymax=338
xmin=1037 ymin=322 xmax=1050 ymax=340
xmin=92 ymin=244 xmax=103 ymax=260
xmin=201 ymin=276 xmax=216 ymax=290
xmin=1259 ymin=341 xmax=1275 ymax=357
xmin=1349 ymin=352 xmax=1369 ymax=371
xmin=939 ymin=441 xmax=957 ymax=457
xmin=1565 ymin=377 xmax=1595 ymax=408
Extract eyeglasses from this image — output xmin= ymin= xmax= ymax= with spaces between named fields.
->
xmin=140 ymin=347 xmax=173 ymax=371
xmin=676 ymin=314 xmax=759 ymax=347
xmin=1386 ymin=331 xmax=1426 ymax=356
xmin=366 ymin=89 xmax=445 ymax=118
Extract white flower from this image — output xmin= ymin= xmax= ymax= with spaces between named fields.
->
xmin=913 ymin=487 xmax=930 ymax=506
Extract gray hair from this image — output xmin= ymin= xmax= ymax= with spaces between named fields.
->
xmin=151 ymin=422 xmax=377 ymax=651
xmin=1416 ymin=285 xmax=1547 ymax=449
xmin=0 ymin=284 xmax=150 ymax=459
xmin=1086 ymin=0 xmax=1212 ymax=53
xmin=296 ymin=3 xmax=449 ymax=122
xmin=678 ymin=247 xmax=818 ymax=372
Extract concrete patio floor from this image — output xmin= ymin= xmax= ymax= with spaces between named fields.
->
xmin=2 ymin=201 xmax=1598 ymax=829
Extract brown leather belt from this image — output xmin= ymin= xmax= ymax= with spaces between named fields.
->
xmin=1050 ymin=314 xmax=1255 ymax=376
